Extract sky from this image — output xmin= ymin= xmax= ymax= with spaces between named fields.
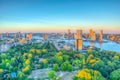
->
xmin=0 ymin=0 xmax=120 ymax=33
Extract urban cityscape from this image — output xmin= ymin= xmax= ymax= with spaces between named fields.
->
xmin=0 ymin=0 xmax=120 ymax=80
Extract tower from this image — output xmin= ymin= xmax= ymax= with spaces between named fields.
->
xmin=6 ymin=32 xmax=8 ymax=37
xmin=91 ymin=31 xmax=96 ymax=41
xmin=89 ymin=29 xmax=96 ymax=41
xmin=76 ymin=29 xmax=82 ymax=39
xmin=26 ymin=33 xmax=32 ymax=40
xmin=0 ymin=33 xmax=1 ymax=39
xmin=43 ymin=33 xmax=47 ymax=40
xmin=74 ymin=29 xmax=83 ymax=50
xmin=99 ymin=30 xmax=103 ymax=42
xmin=67 ymin=29 xmax=71 ymax=39
xmin=14 ymin=33 xmax=16 ymax=38
xmin=75 ymin=39 xmax=83 ymax=50
xmin=89 ymin=29 xmax=93 ymax=38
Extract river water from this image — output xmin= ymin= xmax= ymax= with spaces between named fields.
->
xmin=1 ymin=36 xmax=120 ymax=53
xmin=33 ymin=36 xmax=120 ymax=52
xmin=63 ymin=39 xmax=120 ymax=52
xmin=83 ymin=41 xmax=120 ymax=52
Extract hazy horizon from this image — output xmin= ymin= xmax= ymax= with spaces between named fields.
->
xmin=0 ymin=0 xmax=120 ymax=33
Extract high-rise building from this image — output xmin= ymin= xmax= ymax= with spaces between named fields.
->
xmin=74 ymin=33 xmax=78 ymax=39
xmin=18 ymin=32 xmax=21 ymax=38
xmin=99 ymin=30 xmax=103 ymax=42
xmin=62 ymin=33 xmax=65 ymax=38
xmin=91 ymin=31 xmax=96 ymax=41
xmin=26 ymin=34 xmax=29 ymax=39
xmin=76 ymin=29 xmax=82 ymax=39
xmin=0 ymin=33 xmax=1 ymax=39
xmin=74 ymin=29 xmax=83 ymax=50
xmin=14 ymin=33 xmax=16 ymax=38
xmin=30 ymin=32 xmax=32 ymax=39
xmin=43 ymin=33 xmax=47 ymax=40
xmin=26 ymin=33 xmax=32 ymax=40
xmin=19 ymin=38 xmax=27 ymax=44
xmin=75 ymin=39 xmax=83 ymax=50
xmin=109 ymin=35 xmax=115 ymax=41
xmin=6 ymin=32 xmax=8 ymax=37
xmin=67 ymin=29 xmax=71 ymax=39
xmin=89 ymin=29 xmax=96 ymax=41
xmin=89 ymin=29 xmax=93 ymax=38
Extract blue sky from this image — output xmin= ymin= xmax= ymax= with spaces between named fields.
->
xmin=0 ymin=0 xmax=120 ymax=33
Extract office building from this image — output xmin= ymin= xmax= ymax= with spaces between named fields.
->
xmin=99 ymin=30 xmax=103 ymax=42
xmin=26 ymin=33 xmax=32 ymax=40
xmin=67 ymin=29 xmax=71 ymax=39
xmin=43 ymin=33 xmax=47 ymax=40
xmin=89 ymin=29 xmax=96 ymax=41
xmin=14 ymin=33 xmax=16 ymax=38
xmin=74 ymin=29 xmax=83 ymax=50
xmin=6 ymin=32 xmax=8 ymax=37
xmin=75 ymin=39 xmax=83 ymax=50
xmin=76 ymin=29 xmax=82 ymax=39
xmin=91 ymin=31 xmax=96 ymax=41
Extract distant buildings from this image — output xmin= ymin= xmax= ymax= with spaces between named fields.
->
xmin=99 ymin=30 xmax=103 ymax=42
xmin=91 ymin=31 xmax=96 ymax=41
xmin=75 ymin=39 xmax=83 ymax=50
xmin=76 ymin=29 xmax=82 ymax=39
xmin=26 ymin=33 xmax=32 ymax=40
xmin=19 ymin=38 xmax=27 ymax=44
xmin=43 ymin=33 xmax=47 ymax=40
xmin=18 ymin=32 xmax=21 ymax=38
xmin=67 ymin=29 xmax=71 ymax=39
xmin=6 ymin=32 xmax=8 ymax=37
xmin=0 ymin=33 xmax=1 ymax=39
xmin=107 ymin=34 xmax=120 ymax=43
xmin=83 ymin=33 xmax=89 ymax=39
xmin=118 ymin=37 xmax=120 ymax=43
xmin=108 ymin=35 xmax=116 ymax=41
xmin=89 ymin=29 xmax=96 ymax=41
xmin=63 ymin=45 xmax=71 ymax=50
xmin=89 ymin=29 xmax=93 ymax=38
xmin=14 ymin=33 xmax=16 ymax=38
xmin=74 ymin=33 xmax=78 ymax=39
xmin=74 ymin=29 xmax=82 ymax=39
xmin=74 ymin=29 xmax=83 ymax=50
xmin=62 ymin=33 xmax=65 ymax=38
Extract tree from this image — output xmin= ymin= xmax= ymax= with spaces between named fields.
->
xmin=56 ymin=52 xmax=63 ymax=56
xmin=63 ymin=55 xmax=69 ymax=61
xmin=61 ymin=61 xmax=72 ymax=71
xmin=48 ymin=70 xmax=56 ymax=80
xmin=110 ymin=68 xmax=120 ymax=80
xmin=73 ymin=68 xmax=106 ymax=80
xmin=73 ymin=59 xmax=81 ymax=67
xmin=28 ymin=53 xmax=33 ymax=59
xmin=22 ymin=65 xmax=31 ymax=74
xmin=36 ymin=49 xmax=41 ymax=54
xmin=61 ymin=62 xmax=67 ymax=71
xmin=43 ymin=59 xmax=48 ymax=68
xmin=1 ymin=54 xmax=7 ymax=59
xmin=42 ymin=49 xmax=47 ymax=53
xmin=56 ymin=56 xmax=63 ymax=65
xmin=29 ymin=49 xmax=35 ymax=53
xmin=67 ymin=64 xmax=72 ymax=72
xmin=17 ymin=71 xmax=27 ymax=80
xmin=53 ymin=64 xmax=59 ymax=71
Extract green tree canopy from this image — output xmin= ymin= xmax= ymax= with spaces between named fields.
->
xmin=73 ymin=68 xmax=106 ymax=80
xmin=110 ymin=68 xmax=120 ymax=80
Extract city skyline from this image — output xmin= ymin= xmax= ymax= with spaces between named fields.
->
xmin=0 ymin=0 xmax=120 ymax=33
